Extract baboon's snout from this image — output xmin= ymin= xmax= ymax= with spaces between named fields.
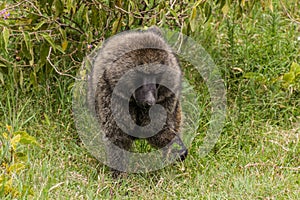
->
xmin=134 ymin=83 xmax=157 ymax=108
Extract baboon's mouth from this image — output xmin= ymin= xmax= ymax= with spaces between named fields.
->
xmin=136 ymin=100 xmax=156 ymax=109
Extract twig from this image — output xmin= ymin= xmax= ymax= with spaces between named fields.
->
xmin=115 ymin=5 xmax=157 ymax=15
xmin=170 ymin=0 xmax=177 ymax=9
xmin=0 ymin=1 xmax=26 ymax=11
xmin=49 ymin=182 xmax=64 ymax=192
xmin=176 ymin=19 xmax=185 ymax=53
xmin=0 ymin=55 xmax=14 ymax=66
xmin=61 ymin=16 xmax=85 ymax=34
xmin=114 ymin=6 xmax=144 ymax=19
xmin=46 ymin=47 xmax=80 ymax=80
xmin=24 ymin=0 xmax=44 ymax=16
xmin=269 ymin=139 xmax=290 ymax=151
xmin=280 ymin=0 xmax=300 ymax=25
xmin=245 ymin=162 xmax=300 ymax=171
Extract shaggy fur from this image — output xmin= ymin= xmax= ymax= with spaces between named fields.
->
xmin=89 ymin=26 xmax=187 ymax=177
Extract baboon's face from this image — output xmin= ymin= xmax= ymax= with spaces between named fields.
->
xmin=133 ymin=74 xmax=158 ymax=108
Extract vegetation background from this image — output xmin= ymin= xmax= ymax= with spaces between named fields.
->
xmin=0 ymin=0 xmax=299 ymax=199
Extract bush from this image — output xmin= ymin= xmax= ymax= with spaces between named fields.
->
xmin=0 ymin=0 xmax=270 ymax=92
xmin=0 ymin=125 xmax=39 ymax=197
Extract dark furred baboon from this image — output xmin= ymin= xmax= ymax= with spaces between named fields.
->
xmin=89 ymin=26 xmax=188 ymax=177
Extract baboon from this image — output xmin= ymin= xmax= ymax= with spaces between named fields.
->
xmin=88 ymin=26 xmax=188 ymax=177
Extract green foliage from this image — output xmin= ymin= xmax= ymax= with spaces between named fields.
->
xmin=0 ymin=125 xmax=39 ymax=197
xmin=242 ymin=61 xmax=300 ymax=96
xmin=281 ymin=62 xmax=300 ymax=92
xmin=0 ymin=0 xmax=275 ymax=92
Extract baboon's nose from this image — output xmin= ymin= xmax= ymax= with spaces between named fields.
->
xmin=144 ymin=98 xmax=155 ymax=107
xmin=139 ymin=94 xmax=156 ymax=108
xmin=144 ymin=91 xmax=156 ymax=106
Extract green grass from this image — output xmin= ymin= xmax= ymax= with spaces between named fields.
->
xmin=1 ymin=2 xmax=299 ymax=199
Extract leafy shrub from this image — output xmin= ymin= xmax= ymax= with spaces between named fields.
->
xmin=0 ymin=0 xmax=271 ymax=92
xmin=0 ymin=125 xmax=39 ymax=197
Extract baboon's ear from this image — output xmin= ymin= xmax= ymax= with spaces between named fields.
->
xmin=147 ymin=25 xmax=163 ymax=37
